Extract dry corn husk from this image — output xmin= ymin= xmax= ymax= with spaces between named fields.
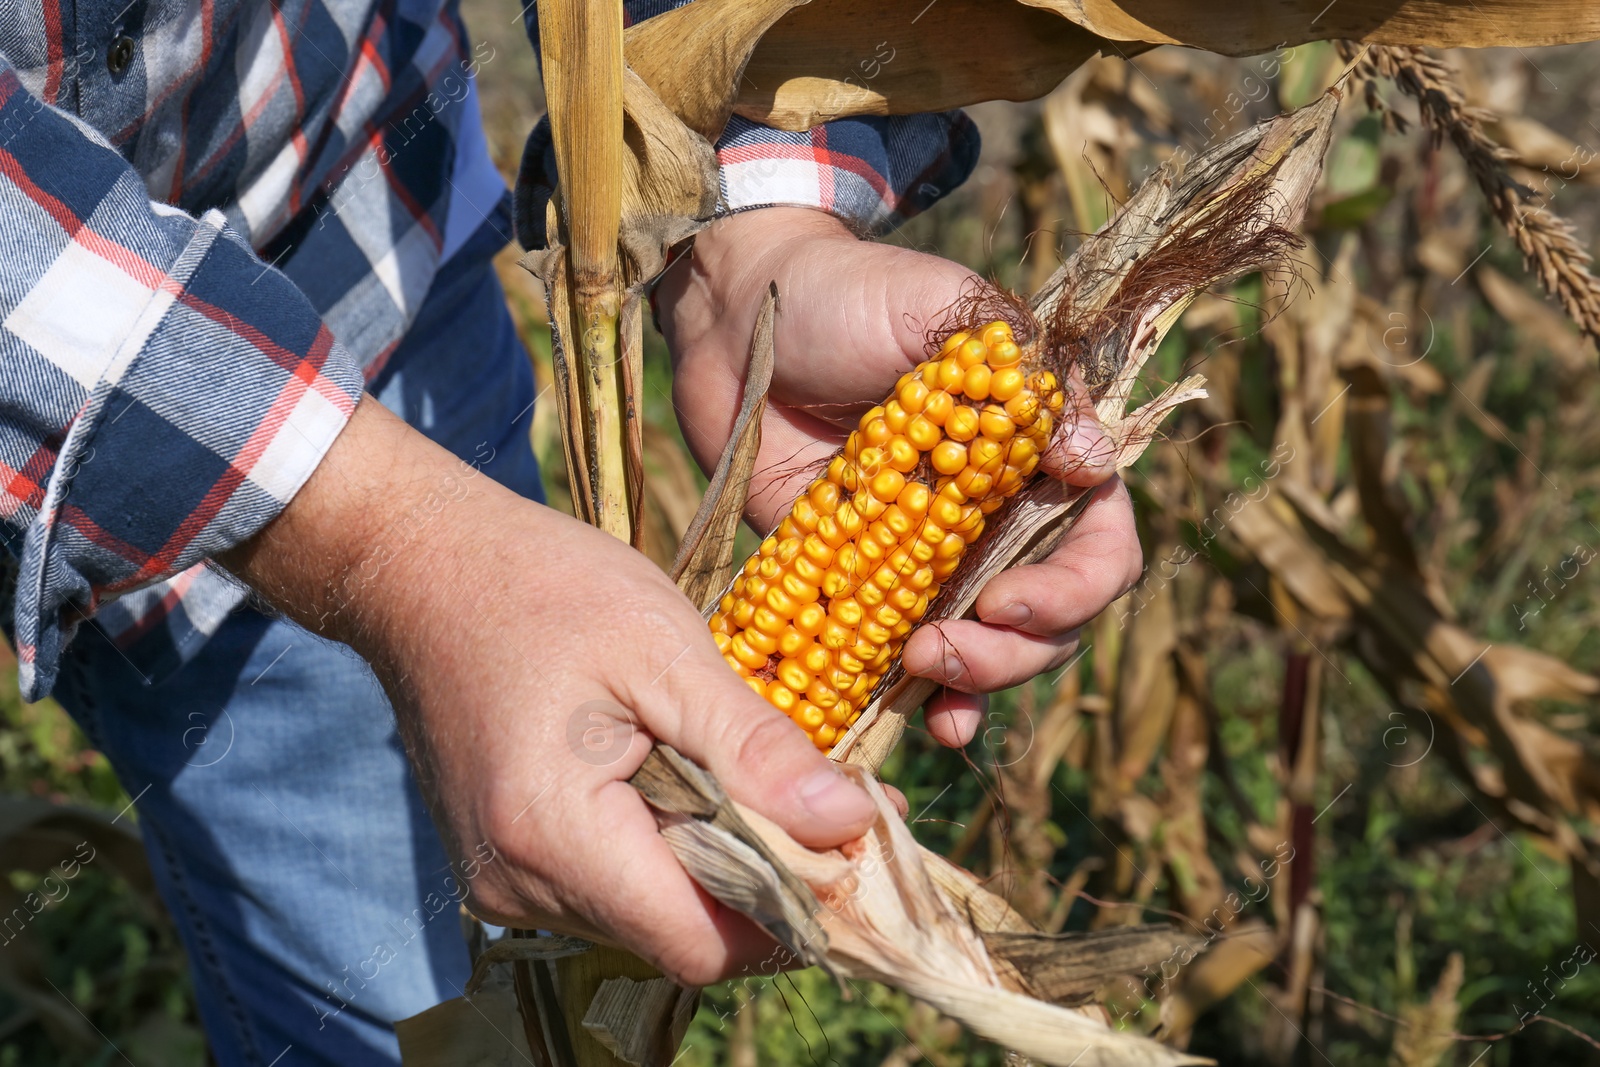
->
xmin=660 ymin=765 xmax=1207 ymax=1067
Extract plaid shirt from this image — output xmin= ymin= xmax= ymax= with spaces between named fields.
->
xmin=0 ymin=0 xmax=979 ymax=702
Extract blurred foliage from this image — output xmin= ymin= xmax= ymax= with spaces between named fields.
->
xmin=0 ymin=672 xmax=203 ymax=1066
xmin=7 ymin=5 xmax=1600 ymax=1065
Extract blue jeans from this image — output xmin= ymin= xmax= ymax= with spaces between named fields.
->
xmin=53 ymin=216 xmax=541 ymax=1067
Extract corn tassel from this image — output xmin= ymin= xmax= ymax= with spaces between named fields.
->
xmin=710 ymin=321 xmax=1066 ymax=749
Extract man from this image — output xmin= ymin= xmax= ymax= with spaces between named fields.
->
xmin=0 ymin=0 xmax=1142 ymax=1062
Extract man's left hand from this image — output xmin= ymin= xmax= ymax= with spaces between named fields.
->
xmin=656 ymin=207 xmax=1145 ymax=748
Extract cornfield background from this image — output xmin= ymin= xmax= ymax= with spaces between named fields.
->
xmin=5 ymin=1 xmax=1600 ymax=1064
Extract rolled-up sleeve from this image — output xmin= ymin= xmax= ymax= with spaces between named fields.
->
xmin=711 ymin=111 xmax=981 ymax=235
xmin=0 ymin=63 xmax=364 ymax=700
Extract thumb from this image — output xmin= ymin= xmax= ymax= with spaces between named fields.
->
xmin=637 ymin=635 xmax=877 ymax=849
xmin=1041 ymin=385 xmax=1119 ymax=487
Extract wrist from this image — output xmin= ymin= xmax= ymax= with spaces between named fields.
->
xmin=682 ymin=207 xmax=855 ymax=301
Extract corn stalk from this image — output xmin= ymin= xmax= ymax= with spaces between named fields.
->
xmin=540 ymin=0 xmax=636 ymax=542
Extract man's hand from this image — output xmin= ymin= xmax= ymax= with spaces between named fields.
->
xmin=656 ymin=208 xmax=1144 ymax=747
xmin=221 ymin=399 xmax=876 ymax=985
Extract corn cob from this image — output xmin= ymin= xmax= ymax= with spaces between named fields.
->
xmin=709 ymin=321 xmax=1066 ymax=750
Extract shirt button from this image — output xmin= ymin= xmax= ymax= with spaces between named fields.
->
xmin=107 ymin=35 xmax=135 ymax=75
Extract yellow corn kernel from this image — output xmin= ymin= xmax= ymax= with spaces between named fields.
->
xmin=884 ymin=401 xmax=910 ymax=433
xmin=989 ymin=339 xmax=1022 ymax=367
xmin=887 ymin=437 xmax=920 ymax=473
xmin=969 ymin=437 xmax=1006 ymax=473
xmin=821 ymin=618 xmax=855 ymax=650
xmin=946 ymin=406 xmax=980 ymax=442
xmin=830 ymin=455 xmax=859 ymax=491
xmin=907 ymin=414 xmax=941 ymax=451
xmin=954 ymin=467 xmax=994 ymax=498
xmin=731 ymin=634 xmax=768 ymax=670
xmin=792 ymin=554 xmax=825 ymax=586
xmin=752 ymin=606 xmax=786 ymax=636
xmin=897 ymin=481 xmax=930 ymax=515
xmin=936 ymin=358 xmax=964 ymax=390
xmin=957 ymin=338 xmax=989 ymax=368
xmin=931 ymin=439 xmax=968 ymax=475
xmin=934 ymin=532 xmax=966 ymax=560
xmin=781 ymin=571 xmax=821 ymax=604
xmin=930 ymin=494 xmax=964 ymax=528
xmin=811 ymin=480 xmax=841 ymax=514
xmin=989 ymin=367 xmax=1025 ymax=402
xmin=870 ymin=468 xmax=907 ymax=503
xmin=765 ymin=585 xmax=797 ymax=617
xmin=963 ymin=364 xmax=992 ymax=402
xmin=980 ymin=406 xmax=1016 ymax=440
xmin=779 ymin=627 xmax=808 ymax=658
xmin=806 ymin=679 xmax=840 ymax=709
xmin=897 ymin=377 xmax=929 ymax=414
xmin=796 ymin=704 xmax=826 ymax=734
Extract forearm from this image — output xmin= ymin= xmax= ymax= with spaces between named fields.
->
xmin=217 ymin=397 xmax=541 ymax=676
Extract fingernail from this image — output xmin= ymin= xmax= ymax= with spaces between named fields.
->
xmin=1064 ymin=421 xmax=1115 ymax=470
xmin=799 ymin=768 xmax=875 ymax=825
xmin=986 ymin=602 xmax=1032 ymax=628
xmin=936 ymin=653 xmax=963 ymax=684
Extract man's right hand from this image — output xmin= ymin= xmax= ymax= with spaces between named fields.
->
xmin=219 ymin=397 xmax=876 ymax=985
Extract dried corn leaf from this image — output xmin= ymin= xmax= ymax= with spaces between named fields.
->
xmin=616 ymin=70 xmax=719 ymax=282
xmin=1160 ymin=920 xmax=1278 ymax=1039
xmin=624 ymin=0 xmax=809 ymax=140
xmin=464 ymin=935 xmax=595 ymax=996
xmin=581 ymin=977 xmax=699 ymax=1067
xmin=670 ymin=284 xmax=778 ymax=611
xmin=985 ymin=926 xmax=1205 ymax=1005
xmin=666 ymin=767 xmax=1208 ymax=1067
xmin=398 ymin=968 xmax=538 ymax=1067
xmin=1029 ymin=0 xmax=1600 ymax=53
xmin=626 ymin=0 xmax=1600 ymax=132
xmin=735 ymin=0 xmax=1109 ymax=131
